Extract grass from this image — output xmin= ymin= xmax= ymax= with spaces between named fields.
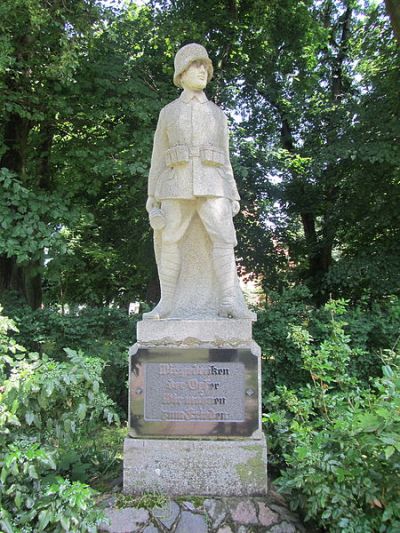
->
xmin=116 ymin=492 xmax=169 ymax=510
xmin=176 ymin=495 xmax=206 ymax=507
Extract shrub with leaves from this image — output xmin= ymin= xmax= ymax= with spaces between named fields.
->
xmin=264 ymin=300 xmax=400 ymax=532
xmin=4 ymin=303 xmax=137 ymax=418
xmin=6 ymin=348 xmax=118 ymax=443
xmin=0 ymin=307 xmax=117 ymax=531
xmin=256 ymin=288 xmax=400 ymax=400
xmin=0 ymin=169 xmax=80 ymax=265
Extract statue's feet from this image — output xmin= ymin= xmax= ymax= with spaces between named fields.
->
xmin=143 ymin=300 xmax=173 ymax=320
xmin=218 ymin=303 xmax=256 ymax=320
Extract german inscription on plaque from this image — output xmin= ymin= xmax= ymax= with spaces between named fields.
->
xmin=144 ymin=363 xmax=245 ymax=422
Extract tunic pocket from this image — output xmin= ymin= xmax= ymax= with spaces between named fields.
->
xmin=200 ymin=145 xmax=225 ymax=167
xmin=165 ymin=145 xmax=189 ymax=167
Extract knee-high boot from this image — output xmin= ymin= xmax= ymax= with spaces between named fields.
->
xmin=213 ymin=245 xmax=240 ymax=318
xmin=144 ymin=243 xmax=181 ymax=319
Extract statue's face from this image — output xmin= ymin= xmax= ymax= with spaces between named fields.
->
xmin=180 ymin=60 xmax=208 ymax=91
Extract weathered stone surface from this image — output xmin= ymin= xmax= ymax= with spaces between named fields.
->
xmin=175 ymin=511 xmax=208 ymax=533
xmin=97 ymin=494 xmax=117 ymax=509
xmin=98 ymin=496 xmax=308 ymax=533
xmin=217 ymin=526 xmax=234 ymax=533
xmin=230 ymin=499 xmax=258 ymax=525
xmin=143 ymin=525 xmax=160 ymax=533
xmin=99 ymin=508 xmax=149 ymax=533
xmin=270 ymin=521 xmax=297 ymax=533
xmin=136 ymin=319 xmax=254 ymax=345
xmin=124 ymin=437 xmax=268 ymax=496
xmin=182 ymin=501 xmax=196 ymax=511
xmin=258 ymin=501 xmax=279 ymax=527
xmin=204 ymin=498 xmax=227 ymax=528
xmin=154 ymin=501 xmax=180 ymax=529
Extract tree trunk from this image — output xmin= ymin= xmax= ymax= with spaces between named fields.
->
xmin=385 ymin=0 xmax=400 ymax=44
xmin=275 ymin=101 xmax=334 ymax=303
xmin=0 ymin=256 xmax=42 ymax=309
xmin=0 ymin=112 xmax=43 ymax=309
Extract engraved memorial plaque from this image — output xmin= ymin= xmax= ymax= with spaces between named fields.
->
xmin=144 ymin=362 xmax=245 ymax=422
xmin=129 ymin=348 xmax=259 ymax=438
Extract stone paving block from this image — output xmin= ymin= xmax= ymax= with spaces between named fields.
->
xmin=182 ymin=501 xmax=196 ymax=511
xmin=143 ymin=525 xmax=161 ymax=533
xmin=217 ymin=526 xmax=234 ymax=533
xmin=230 ymin=499 xmax=258 ymax=525
xmin=154 ymin=500 xmax=180 ymax=529
xmin=204 ymin=498 xmax=227 ymax=529
xmin=98 ymin=494 xmax=306 ymax=533
xmin=99 ymin=508 xmax=149 ymax=533
xmin=257 ymin=502 xmax=279 ymax=527
xmin=175 ymin=511 xmax=208 ymax=533
xmin=270 ymin=521 xmax=297 ymax=533
xmin=97 ymin=494 xmax=117 ymax=509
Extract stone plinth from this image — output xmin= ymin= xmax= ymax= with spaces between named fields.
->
xmin=123 ymin=437 xmax=268 ymax=496
xmin=135 ymin=318 xmax=256 ymax=348
xmin=123 ymin=318 xmax=267 ymax=496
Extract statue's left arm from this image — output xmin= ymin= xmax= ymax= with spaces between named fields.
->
xmin=222 ymin=114 xmax=240 ymax=215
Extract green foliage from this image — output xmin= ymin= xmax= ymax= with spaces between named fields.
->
xmin=0 ymin=307 xmax=117 ymax=531
xmin=0 ymin=448 xmax=102 ymax=533
xmin=264 ymin=300 xmax=400 ymax=532
xmin=42 ymin=3 xmax=177 ymax=306
xmin=7 ymin=347 xmax=117 ymax=439
xmin=254 ymin=286 xmax=314 ymax=394
xmin=0 ymin=0 xmax=106 ymax=306
xmin=74 ymin=426 xmax=127 ymax=490
xmin=6 ymin=304 xmax=137 ymax=417
xmin=0 ymin=169 xmax=77 ymax=265
xmin=256 ymin=289 xmax=400 ymax=399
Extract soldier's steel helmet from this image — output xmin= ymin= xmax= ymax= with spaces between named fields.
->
xmin=173 ymin=43 xmax=214 ymax=88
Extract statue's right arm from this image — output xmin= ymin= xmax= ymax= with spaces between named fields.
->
xmin=147 ymin=108 xmax=168 ymax=209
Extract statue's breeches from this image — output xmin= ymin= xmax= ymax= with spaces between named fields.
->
xmin=161 ymin=197 xmax=237 ymax=247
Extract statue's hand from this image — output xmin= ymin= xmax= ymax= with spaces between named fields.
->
xmin=146 ymin=196 xmax=158 ymax=213
xmin=231 ymin=200 xmax=240 ymax=217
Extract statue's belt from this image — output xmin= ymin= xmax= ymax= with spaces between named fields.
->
xmin=165 ymin=144 xmax=225 ymax=168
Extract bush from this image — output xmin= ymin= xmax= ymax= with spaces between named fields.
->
xmin=254 ymin=286 xmax=315 ymax=396
xmin=0 ymin=446 xmax=101 ymax=533
xmin=0 ymin=308 xmax=118 ymax=531
xmin=256 ymin=288 xmax=400 ymax=399
xmin=264 ymin=300 xmax=400 ymax=532
xmin=2 ymin=304 xmax=137 ymax=418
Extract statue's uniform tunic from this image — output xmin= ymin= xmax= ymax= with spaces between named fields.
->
xmin=148 ymin=89 xmax=240 ymax=246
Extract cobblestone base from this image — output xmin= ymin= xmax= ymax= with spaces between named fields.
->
xmin=98 ymin=486 xmax=308 ymax=533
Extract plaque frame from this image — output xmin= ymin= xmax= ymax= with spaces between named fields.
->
xmin=129 ymin=347 xmax=259 ymax=439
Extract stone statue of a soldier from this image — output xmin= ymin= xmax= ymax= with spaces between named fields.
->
xmin=144 ymin=43 xmax=252 ymax=320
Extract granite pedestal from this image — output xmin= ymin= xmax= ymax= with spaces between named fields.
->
xmin=123 ymin=318 xmax=268 ymax=496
